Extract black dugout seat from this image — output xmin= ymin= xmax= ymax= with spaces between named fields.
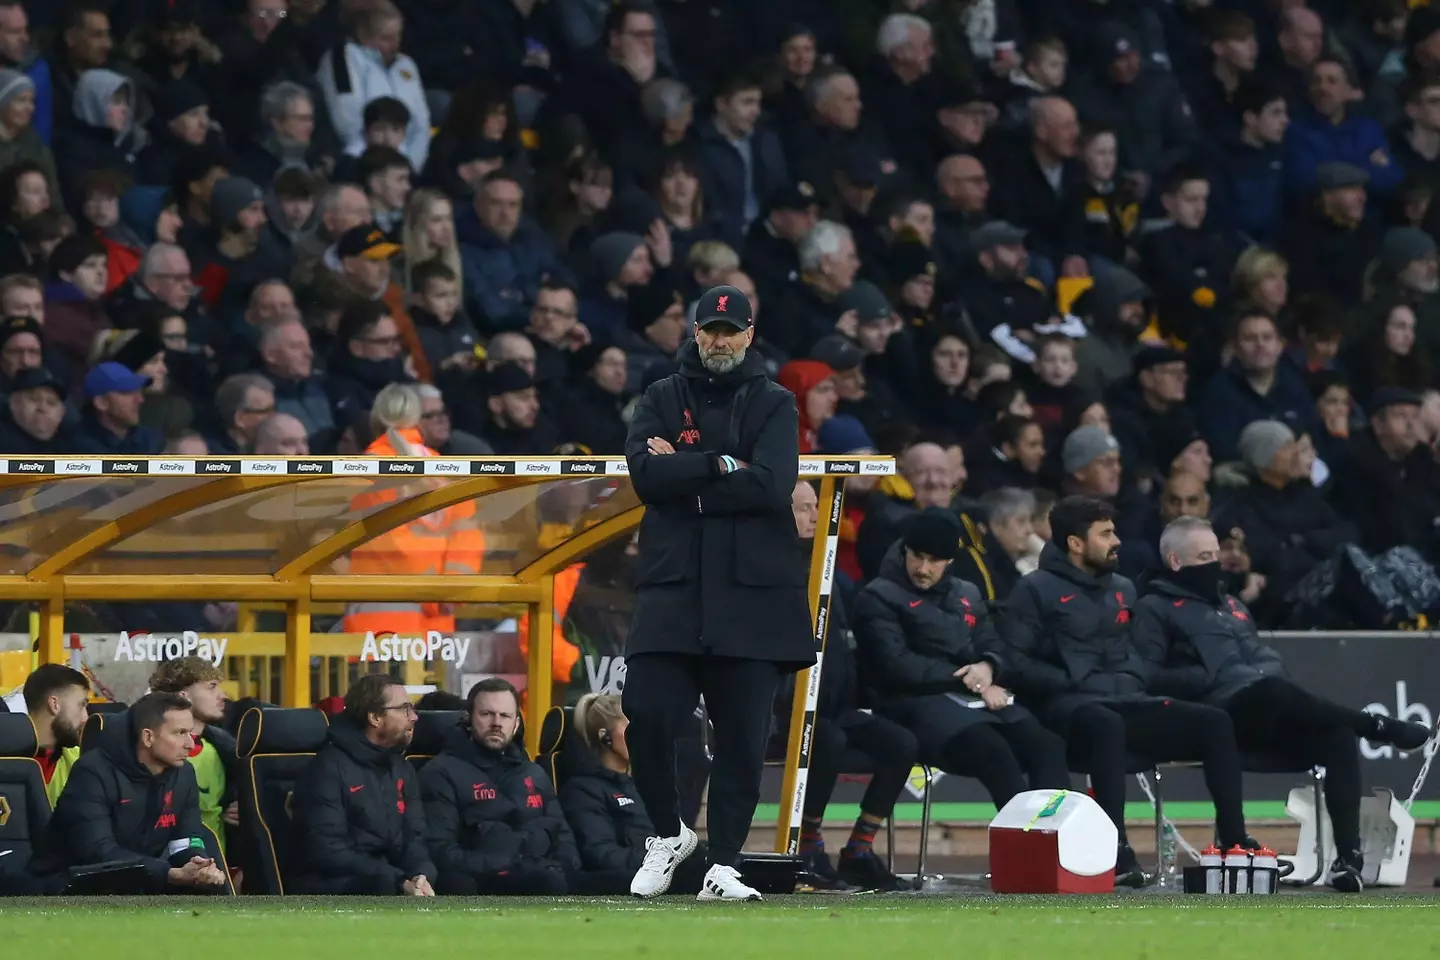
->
xmin=0 ymin=713 xmax=50 ymax=874
xmin=537 ymin=705 xmax=579 ymax=789
xmin=235 ymin=707 xmax=329 ymax=894
xmin=407 ymin=711 xmax=463 ymax=770
xmin=87 ymin=701 xmax=129 ymax=714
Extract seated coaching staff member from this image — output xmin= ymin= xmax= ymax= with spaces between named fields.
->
xmin=420 ymin=678 xmax=578 ymax=894
xmin=622 ymin=284 xmax=815 ymax=903
xmin=289 ymin=676 xmax=436 ymax=896
xmin=1134 ymin=516 xmax=1434 ymax=894
xmin=852 ymin=507 xmax=1068 ymax=817
xmin=39 ymin=692 xmax=227 ymax=893
xmin=998 ymin=497 xmax=1254 ymax=886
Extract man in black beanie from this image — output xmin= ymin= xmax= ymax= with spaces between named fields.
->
xmin=623 ymin=284 xmax=813 ymax=902
xmin=852 ymin=506 xmax=1069 ymax=834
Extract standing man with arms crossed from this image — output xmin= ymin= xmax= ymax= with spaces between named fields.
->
xmin=623 ymin=285 xmax=815 ymax=902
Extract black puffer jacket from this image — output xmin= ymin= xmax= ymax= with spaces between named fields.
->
xmin=996 ymin=542 xmax=1150 ymax=726
xmin=289 ymin=720 xmax=433 ymax=892
xmin=852 ymin=542 xmax=1005 ymax=703
xmin=1131 ymin=576 xmax=1285 ymax=705
xmin=557 ymin=753 xmax=653 ymax=875
xmin=418 ymin=726 xmax=578 ymax=880
xmin=39 ymin=709 xmax=209 ymax=889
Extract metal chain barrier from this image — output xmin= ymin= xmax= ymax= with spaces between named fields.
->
xmin=1133 ymin=772 xmax=1203 ymax=863
xmin=1403 ymin=716 xmax=1440 ymax=811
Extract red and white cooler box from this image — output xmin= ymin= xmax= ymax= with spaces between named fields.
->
xmin=989 ymin=789 xmax=1118 ymax=894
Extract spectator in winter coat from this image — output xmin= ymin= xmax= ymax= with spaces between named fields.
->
xmin=697 ymin=70 xmax=788 ymax=249
xmin=1284 ymin=56 xmax=1402 ymax=198
xmin=1138 ymin=166 xmax=1236 ymax=345
xmin=1281 ymin=163 xmax=1384 ymax=306
xmin=316 ymin=2 xmax=431 ymax=171
xmin=35 ymin=692 xmax=228 ymax=894
xmin=458 ymin=171 xmax=571 ymax=332
xmin=1206 ymin=78 xmax=1289 ymax=247
xmin=134 ymin=80 xmax=218 ymax=188
xmin=559 ymin=693 xmax=709 ymax=895
xmin=0 ymin=1 xmax=52 ymax=146
xmin=42 ymin=233 xmax=110 ymax=381
xmin=557 ymin=343 xmax=630 ymax=455
xmin=75 ymin=362 xmax=165 ymax=455
xmin=615 ymin=283 xmax=686 ymax=394
xmin=1197 ymin=310 xmax=1317 ymax=461
xmin=420 ymin=678 xmax=578 ymax=895
xmin=54 ymin=68 xmax=144 ymax=214
xmin=0 ymin=70 xmax=60 ymax=209
xmin=987 ymin=97 xmax=1090 ymax=278
xmin=289 ymin=676 xmax=436 ymax=896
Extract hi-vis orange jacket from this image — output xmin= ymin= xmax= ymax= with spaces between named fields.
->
xmin=341 ymin=428 xmax=484 ymax=638
xmin=518 ymin=561 xmax=584 ymax=685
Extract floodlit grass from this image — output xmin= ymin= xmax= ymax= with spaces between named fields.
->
xmin=3 ymin=894 xmax=1436 ymax=958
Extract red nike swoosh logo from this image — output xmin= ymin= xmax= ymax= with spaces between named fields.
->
xmin=1060 ymin=595 xmax=1076 ymax=603
xmin=1173 ymin=600 xmax=1185 ymax=607
xmin=119 ymin=799 xmax=131 ymax=804
xmin=349 ymin=786 xmax=364 ymax=793
xmin=909 ymin=600 xmax=923 ymax=608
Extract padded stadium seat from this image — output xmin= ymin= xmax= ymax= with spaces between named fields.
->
xmin=235 ymin=707 xmax=329 ymax=894
xmin=537 ymin=705 xmax=580 ymax=790
xmin=88 ymin=701 xmax=129 ymax=714
xmin=406 ymin=711 xmax=462 ymax=770
xmin=0 ymin=713 xmax=50 ymax=872
xmin=79 ymin=711 xmax=107 ymax=753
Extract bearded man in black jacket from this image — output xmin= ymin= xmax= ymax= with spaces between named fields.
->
xmin=420 ymin=678 xmax=578 ymax=894
xmin=998 ymin=496 xmax=1255 ymax=886
xmin=1134 ymin=516 xmax=1433 ymax=893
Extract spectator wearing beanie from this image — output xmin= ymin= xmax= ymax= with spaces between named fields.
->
xmin=475 ymin=361 xmax=559 ymax=455
xmin=135 ymin=80 xmax=218 ymax=187
xmin=55 ymin=69 xmax=145 ymax=215
xmin=778 ymin=359 xmax=838 ymax=453
xmin=0 ymin=70 xmax=61 ymax=209
xmin=190 ymin=176 xmax=291 ymax=324
xmin=75 ymin=361 xmax=165 ymax=454
xmin=1214 ymin=420 xmax=1356 ymax=618
xmin=579 ymin=231 xmax=650 ymax=337
xmin=0 ymin=4 xmax=52 ymax=147
xmin=43 ymin=234 xmax=111 ymax=384
xmin=1281 ymin=162 xmax=1384 ymax=306
xmin=557 ymin=341 xmax=632 ymax=455
xmin=615 ymin=283 xmax=687 ymax=393
xmin=106 ymin=326 xmax=193 ymax=440
xmin=0 ymin=313 xmax=63 ymax=396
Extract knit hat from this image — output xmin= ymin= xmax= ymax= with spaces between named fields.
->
xmin=590 ymin=232 xmax=645 ymax=283
xmin=486 ymin=362 xmax=535 ymax=397
xmin=627 ymin=283 xmax=683 ymax=334
xmin=209 ymin=176 xmax=263 ymax=229
xmin=817 ymin=414 xmax=874 ymax=455
xmin=111 ymin=330 xmax=166 ymax=372
xmin=1378 ymin=226 xmax=1437 ymax=274
xmin=0 ymin=314 xmax=41 ymax=349
xmin=1369 ymin=386 xmax=1423 ymax=417
xmin=902 ymin=507 xmax=962 ymax=561
xmin=888 ymin=239 xmax=938 ymax=285
xmin=1237 ymin=420 xmax=1295 ymax=473
xmin=1062 ymin=425 xmax=1120 ymax=474
xmin=0 ymin=69 xmax=34 ymax=113
xmin=153 ymin=80 xmax=208 ymax=126
xmin=810 ymin=334 xmax=864 ymax=372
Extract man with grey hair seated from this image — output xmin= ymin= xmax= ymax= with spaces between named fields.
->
xmin=1134 ymin=514 xmax=1432 ymax=893
xmin=951 ymin=487 xmax=1034 ymax=602
xmin=253 ymin=412 xmax=311 ymax=456
xmin=207 ymin=372 xmax=275 ymax=455
xmin=769 ymin=220 xmax=860 ymax=356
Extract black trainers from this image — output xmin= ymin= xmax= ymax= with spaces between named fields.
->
xmin=1327 ymin=850 xmax=1364 ymax=893
xmin=802 ymin=850 xmax=856 ymax=891
xmin=1367 ymin=715 xmax=1433 ymax=751
xmin=837 ymin=849 xmax=908 ymax=891
xmin=1114 ymin=842 xmax=1151 ymax=889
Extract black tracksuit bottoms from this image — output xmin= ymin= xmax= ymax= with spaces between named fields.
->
xmin=622 ymin=652 xmax=781 ymax=869
xmin=804 ymin=712 xmax=919 ymax=820
xmin=1224 ymin=676 xmax=1366 ymax=854
xmin=1063 ymin=699 xmax=1248 ymax=847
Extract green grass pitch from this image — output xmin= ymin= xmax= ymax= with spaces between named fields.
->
xmin=2 ymin=895 xmax=1435 ymax=958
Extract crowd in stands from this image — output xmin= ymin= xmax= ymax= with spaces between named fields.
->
xmin=1 ymin=0 xmax=1440 ymax=624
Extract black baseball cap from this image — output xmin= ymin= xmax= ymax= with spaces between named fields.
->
xmin=9 ymin=367 xmax=64 ymax=400
xmin=767 ymin=179 xmax=819 ymax=214
xmin=695 ymin=285 xmax=753 ymax=332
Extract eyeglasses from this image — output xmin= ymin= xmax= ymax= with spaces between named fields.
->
xmin=241 ymin=404 xmax=277 ymax=416
xmin=384 ymin=703 xmax=418 ymax=716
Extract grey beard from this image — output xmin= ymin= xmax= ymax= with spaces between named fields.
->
xmin=701 ymin=348 xmax=745 ymax=374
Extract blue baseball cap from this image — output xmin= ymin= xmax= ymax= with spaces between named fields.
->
xmin=84 ymin=361 xmax=150 ymax=399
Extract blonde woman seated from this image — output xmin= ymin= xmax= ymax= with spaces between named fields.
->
xmin=559 ymin=694 xmax=708 ymax=896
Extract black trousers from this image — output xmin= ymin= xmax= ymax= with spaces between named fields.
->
xmin=1064 ymin=699 xmax=1248 ymax=847
xmin=803 ymin=711 xmax=918 ymax=820
xmin=622 ymin=652 xmax=781 ymax=869
xmin=436 ymin=867 xmax=568 ymax=896
xmin=938 ymin=716 xmax=1071 ymax=809
xmin=1225 ymin=676 xmax=1366 ymax=853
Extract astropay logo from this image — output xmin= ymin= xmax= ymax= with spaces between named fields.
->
xmin=1362 ymin=681 xmax=1433 ymax=760
xmin=114 ymin=631 xmax=228 ymax=666
xmin=359 ymin=631 xmax=472 ymax=663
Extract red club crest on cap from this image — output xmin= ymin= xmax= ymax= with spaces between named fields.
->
xmin=716 ymin=295 xmax=729 ymax=312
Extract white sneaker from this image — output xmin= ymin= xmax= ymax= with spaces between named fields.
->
xmin=697 ymin=864 xmax=763 ymax=902
xmin=629 ymin=823 xmax=698 ymax=898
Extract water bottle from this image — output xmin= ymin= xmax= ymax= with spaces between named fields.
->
xmin=1251 ymin=847 xmax=1278 ymax=894
xmin=1159 ymin=821 xmax=1181 ymax=890
xmin=1200 ymin=844 xmax=1224 ymax=894
xmin=1224 ymin=845 xmax=1252 ymax=894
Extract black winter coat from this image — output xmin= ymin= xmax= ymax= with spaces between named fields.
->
xmin=1131 ymin=576 xmax=1284 ymax=705
xmin=558 ymin=759 xmax=653 ymax=875
xmin=39 ymin=709 xmax=210 ymax=889
xmin=997 ymin=543 xmax=1151 ymax=726
xmin=289 ymin=720 xmax=434 ymax=892
xmin=852 ymin=543 xmax=1005 ymax=703
xmin=624 ymin=339 xmax=813 ymax=669
xmin=418 ymin=727 xmax=578 ymax=880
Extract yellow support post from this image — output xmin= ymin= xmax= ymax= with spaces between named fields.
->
xmin=38 ymin=594 xmax=64 ymax=667
xmin=236 ymin=604 xmax=257 ymax=635
xmin=775 ymin=477 xmax=845 ymax=854
xmin=525 ymin=573 xmax=555 ymax=758
xmin=283 ymin=595 xmax=311 ymax=708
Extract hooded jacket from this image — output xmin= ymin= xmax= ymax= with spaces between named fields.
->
xmin=852 ymin=542 xmax=1006 ymax=703
xmin=1131 ymin=575 xmax=1284 ymax=705
xmin=777 ymin=359 xmax=834 ymax=454
xmin=39 ymin=708 xmax=208 ymax=888
xmin=623 ymin=338 xmax=814 ymax=668
xmin=419 ymin=725 xmax=578 ymax=881
xmin=55 ymin=69 xmax=143 ymax=213
xmin=289 ymin=719 xmax=434 ymax=892
xmin=996 ymin=542 xmax=1150 ymax=725
xmin=1071 ymin=267 xmax=1151 ymax=398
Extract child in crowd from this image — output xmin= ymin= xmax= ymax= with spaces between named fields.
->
xmin=1027 ymin=335 xmax=1084 ymax=432
xmin=408 ymin=259 xmax=480 ymax=377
